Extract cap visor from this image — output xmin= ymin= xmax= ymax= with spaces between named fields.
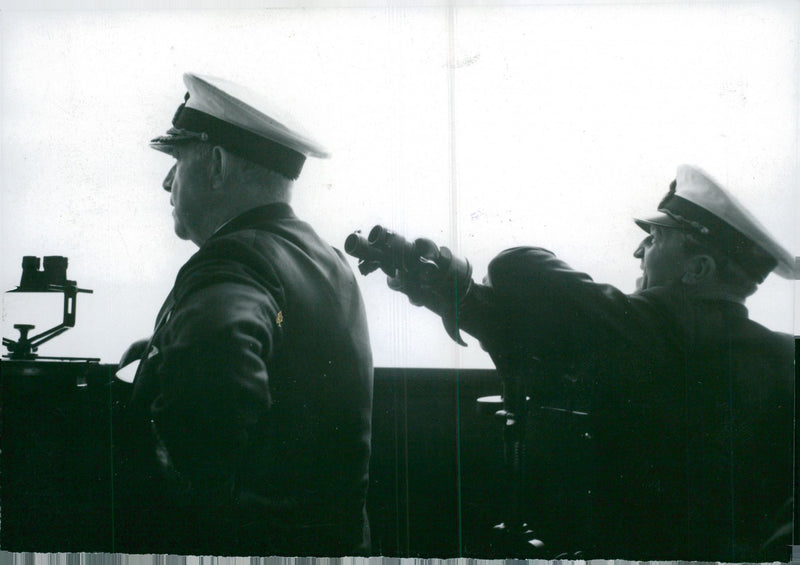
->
xmin=149 ymin=127 xmax=207 ymax=153
xmin=634 ymin=213 xmax=684 ymax=232
xmin=149 ymin=136 xmax=182 ymax=154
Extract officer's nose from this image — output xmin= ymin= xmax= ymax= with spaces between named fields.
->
xmin=633 ymin=239 xmax=646 ymax=260
xmin=162 ymin=165 xmax=176 ymax=192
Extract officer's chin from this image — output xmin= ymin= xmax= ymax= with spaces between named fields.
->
xmin=172 ymin=214 xmax=190 ymax=240
xmin=636 ymin=275 xmax=645 ymax=291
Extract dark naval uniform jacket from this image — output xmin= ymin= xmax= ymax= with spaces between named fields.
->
xmin=457 ymin=247 xmax=793 ymax=562
xmin=115 ymin=203 xmax=373 ymax=557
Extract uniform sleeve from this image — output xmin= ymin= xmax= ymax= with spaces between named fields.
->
xmin=458 ymin=246 xmax=645 ymax=371
xmin=147 ymin=236 xmax=283 ymax=514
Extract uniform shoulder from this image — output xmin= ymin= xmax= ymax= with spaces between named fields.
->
xmin=743 ymin=320 xmax=794 ymax=358
xmin=175 ymin=231 xmax=283 ymax=301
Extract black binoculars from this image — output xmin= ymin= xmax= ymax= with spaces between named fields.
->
xmin=18 ymin=256 xmax=70 ymax=291
xmin=344 ymin=225 xmax=441 ymax=277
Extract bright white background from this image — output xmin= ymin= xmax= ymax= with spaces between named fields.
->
xmin=1 ymin=1 xmax=797 ymax=368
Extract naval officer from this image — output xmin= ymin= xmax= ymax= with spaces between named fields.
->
xmin=387 ymin=165 xmax=794 ymax=561
xmin=116 ymin=73 xmax=373 ymax=557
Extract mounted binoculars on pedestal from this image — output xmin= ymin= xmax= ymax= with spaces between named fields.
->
xmin=2 ymin=256 xmax=95 ymax=361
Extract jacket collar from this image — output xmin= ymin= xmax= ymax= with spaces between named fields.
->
xmin=210 ymin=202 xmax=296 ymax=241
xmin=639 ymin=282 xmax=750 ymax=319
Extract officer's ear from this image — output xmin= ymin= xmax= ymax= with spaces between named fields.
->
xmin=209 ymin=146 xmax=232 ymax=191
xmin=681 ymin=254 xmax=717 ymax=285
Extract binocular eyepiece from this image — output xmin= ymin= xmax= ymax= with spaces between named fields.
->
xmin=343 ymin=226 xmax=394 ymax=269
xmin=18 ymin=256 xmax=69 ymax=291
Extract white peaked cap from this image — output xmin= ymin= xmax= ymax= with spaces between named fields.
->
xmin=635 ymin=165 xmax=796 ymax=281
xmin=151 ymin=73 xmax=329 ymax=179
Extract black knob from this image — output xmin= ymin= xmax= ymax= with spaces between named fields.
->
xmin=13 ymin=324 xmax=35 ymax=340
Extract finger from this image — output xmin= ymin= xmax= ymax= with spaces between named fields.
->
xmin=387 ymin=275 xmax=405 ymax=291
